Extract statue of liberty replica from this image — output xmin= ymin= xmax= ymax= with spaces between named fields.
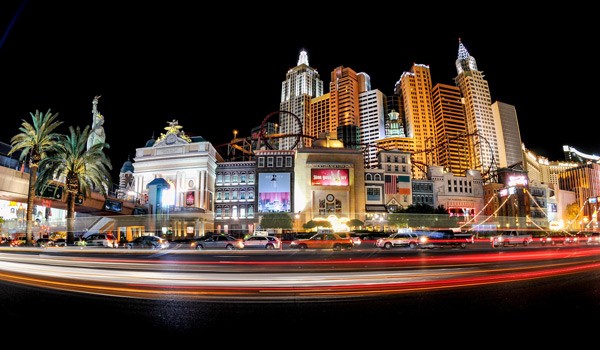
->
xmin=87 ymin=95 xmax=106 ymax=150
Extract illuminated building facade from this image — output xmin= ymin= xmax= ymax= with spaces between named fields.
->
xmin=359 ymin=88 xmax=386 ymax=169
xmin=454 ymin=39 xmax=500 ymax=180
xmin=385 ymin=95 xmax=405 ymax=137
xmin=214 ymin=161 xmax=257 ymax=235
xmin=431 ymin=83 xmax=471 ymax=176
xmin=293 ymin=134 xmax=365 ymax=228
xmin=558 ymin=163 xmax=600 ymax=218
xmin=279 ymin=50 xmax=323 ymax=150
xmin=308 ymin=93 xmax=331 ymax=147
xmin=495 ymin=166 xmax=531 ymax=229
xmin=330 ymin=66 xmax=360 ymax=128
xmin=428 ymin=165 xmax=483 ymax=220
xmin=131 ymin=120 xmax=221 ymax=237
xmin=398 ymin=63 xmax=436 ymax=179
xmin=492 ymin=101 xmax=524 ymax=168
xmin=255 ymin=149 xmax=296 ymax=215
xmin=523 ymin=145 xmax=578 ymax=186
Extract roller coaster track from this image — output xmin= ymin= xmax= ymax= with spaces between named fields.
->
xmin=217 ymin=112 xmax=498 ymax=183
xmin=216 ymin=110 xmax=314 ymax=161
xmin=355 ymin=131 xmax=498 ymax=183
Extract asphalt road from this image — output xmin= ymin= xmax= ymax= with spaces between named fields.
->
xmin=1 ymin=243 xmax=600 ymax=345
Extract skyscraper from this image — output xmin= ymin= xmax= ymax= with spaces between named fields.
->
xmin=279 ymin=50 xmax=323 ymax=150
xmin=492 ymin=101 xmax=524 ymax=168
xmin=398 ymin=63 xmax=436 ymax=179
xmin=309 ymin=93 xmax=331 ymax=147
xmin=330 ymin=66 xmax=360 ymax=128
xmin=432 ymin=83 xmax=472 ymax=175
xmin=454 ymin=39 xmax=500 ymax=181
xmin=359 ymin=88 xmax=386 ymax=169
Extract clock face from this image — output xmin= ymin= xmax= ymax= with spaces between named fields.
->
xmin=326 ymin=194 xmax=334 ymax=202
xmin=166 ymin=134 xmax=176 ymax=144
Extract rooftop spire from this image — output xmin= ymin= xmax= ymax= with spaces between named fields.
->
xmin=297 ymin=50 xmax=309 ymax=66
xmin=457 ymin=38 xmax=470 ymax=60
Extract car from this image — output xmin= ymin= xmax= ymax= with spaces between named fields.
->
xmin=568 ymin=233 xmax=588 ymax=244
xmin=336 ymin=232 xmax=361 ymax=247
xmin=417 ymin=230 xmax=472 ymax=249
xmin=243 ymin=235 xmax=281 ymax=249
xmin=539 ymin=232 xmax=572 ymax=245
xmin=11 ymin=235 xmax=26 ymax=247
xmin=53 ymin=238 xmax=67 ymax=247
xmin=289 ymin=232 xmax=353 ymax=250
xmin=376 ymin=232 xmax=419 ymax=249
xmin=357 ymin=232 xmax=391 ymax=241
xmin=170 ymin=238 xmax=197 ymax=249
xmin=194 ymin=235 xmax=244 ymax=250
xmin=35 ymin=238 xmax=55 ymax=247
xmin=586 ymin=232 xmax=600 ymax=245
xmin=85 ymin=233 xmax=118 ymax=248
xmin=126 ymin=235 xmax=170 ymax=249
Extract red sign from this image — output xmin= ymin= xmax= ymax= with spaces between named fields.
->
xmin=311 ymin=169 xmax=349 ymax=186
xmin=186 ymin=191 xmax=195 ymax=206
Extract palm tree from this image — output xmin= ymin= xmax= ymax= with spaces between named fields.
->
xmin=9 ymin=109 xmax=63 ymax=246
xmin=37 ymin=125 xmax=112 ymax=243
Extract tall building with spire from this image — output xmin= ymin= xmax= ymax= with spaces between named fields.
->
xmin=454 ymin=39 xmax=500 ymax=181
xmin=279 ymin=50 xmax=323 ymax=150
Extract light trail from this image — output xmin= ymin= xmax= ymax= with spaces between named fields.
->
xmin=1 ymin=247 xmax=600 ymax=301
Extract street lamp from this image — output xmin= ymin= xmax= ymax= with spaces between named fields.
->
xmin=295 ymin=212 xmax=300 ymax=232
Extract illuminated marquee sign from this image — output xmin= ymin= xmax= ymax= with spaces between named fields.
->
xmin=507 ymin=175 xmax=528 ymax=187
xmin=499 ymin=189 xmax=508 ymax=197
xmin=311 ymin=169 xmax=349 ymax=186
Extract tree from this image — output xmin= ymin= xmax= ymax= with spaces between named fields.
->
xmin=259 ymin=212 xmax=293 ymax=230
xmin=37 ymin=125 xmax=112 ymax=243
xmin=9 ymin=109 xmax=63 ymax=246
xmin=347 ymin=219 xmax=364 ymax=229
xmin=303 ymin=220 xmax=318 ymax=230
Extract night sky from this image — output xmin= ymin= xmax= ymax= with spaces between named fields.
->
xmin=1 ymin=2 xmax=598 ymax=182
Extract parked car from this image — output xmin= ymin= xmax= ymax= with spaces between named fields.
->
xmin=85 ymin=233 xmax=118 ymax=248
xmin=376 ymin=232 xmax=419 ymax=249
xmin=194 ymin=235 xmax=244 ymax=250
xmin=243 ymin=235 xmax=281 ymax=249
xmin=53 ymin=238 xmax=67 ymax=247
xmin=289 ymin=232 xmax=353 ymax=250
xmin=126 ymin=235 xmax=170 ymax=249
xmin=170 ymin=238 xmax=197 ymax=249
xmin=35 ymin=238 xmax=55 ymax=247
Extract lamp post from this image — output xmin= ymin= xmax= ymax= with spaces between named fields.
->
xmin=295 ymin=212 xmax=300 ymax=232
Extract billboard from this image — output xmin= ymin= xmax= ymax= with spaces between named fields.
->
xmin=258 ymin=172 xmax=291 ymax=212
xmin=311 ymin=169 xmax=349 ymax=186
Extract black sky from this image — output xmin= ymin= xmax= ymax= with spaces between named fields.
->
xmin=1 ymin=2 xmax=598 ymax=182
